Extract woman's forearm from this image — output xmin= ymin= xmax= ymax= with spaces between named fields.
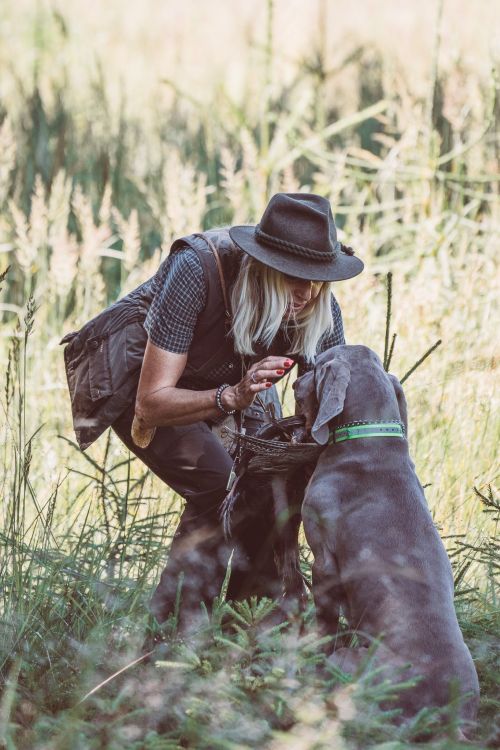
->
xmin=136 ymin=385 xmax=236 ymax=428
xmin=134 ymin=352 xmax=290 ymax=430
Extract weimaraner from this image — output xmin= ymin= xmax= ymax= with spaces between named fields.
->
xmin=294 ymin=344 xmax=479 ymax=733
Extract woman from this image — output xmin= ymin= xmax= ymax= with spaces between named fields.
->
xmin=61 ymin=192 xmax=363 ymax=631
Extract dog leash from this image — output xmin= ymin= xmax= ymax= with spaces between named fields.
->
xmin=193 ymin=232 xmax=232 ymax=333
xmin=329 ymin=419 xmax=405 ymax=445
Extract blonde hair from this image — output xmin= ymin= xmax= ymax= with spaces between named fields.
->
xmin=230 ymin=254 xmax=334 ymax=362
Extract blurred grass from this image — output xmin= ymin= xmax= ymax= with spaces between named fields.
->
xmin=0 ymin=0 xmax=499 ymax=747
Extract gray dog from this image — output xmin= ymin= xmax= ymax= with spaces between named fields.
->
xmin=294 ymin=344 xmax=479 ymax=732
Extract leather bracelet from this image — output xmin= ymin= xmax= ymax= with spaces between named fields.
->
xmin=215 ymin=383 xmax=236 ymax=415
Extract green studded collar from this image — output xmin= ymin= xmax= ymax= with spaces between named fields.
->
xmin=329 ymin=420 xmax=405 ymax=445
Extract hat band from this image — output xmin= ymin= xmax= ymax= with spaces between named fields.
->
xmin=254 ymin=224 xmax=339 ymax=262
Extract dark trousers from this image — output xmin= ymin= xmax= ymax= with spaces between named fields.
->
xmin=111 ymin=391 xmax=283 ymax=628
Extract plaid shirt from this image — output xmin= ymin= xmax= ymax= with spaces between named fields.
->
xmin=144 ymin=247 xmax=345 ymax=379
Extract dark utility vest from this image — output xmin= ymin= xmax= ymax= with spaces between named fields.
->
xmin=60 ymin=232 xmax=248 ymax=450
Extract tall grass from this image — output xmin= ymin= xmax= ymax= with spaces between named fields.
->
xmin=0 ymin=0 xmax=499 ymax=747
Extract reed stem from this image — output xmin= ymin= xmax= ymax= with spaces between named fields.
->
xmin=383 ymin=271 xmax=393 ymax=370
xmin=400 ymin=339 xmax=442 ymax=384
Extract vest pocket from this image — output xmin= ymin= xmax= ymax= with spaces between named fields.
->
xmin=87 ymin=335 xmax=114 ymax=401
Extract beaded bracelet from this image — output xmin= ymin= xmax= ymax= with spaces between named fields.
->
xmin=215 ymin=383 xmax=236 ymax=416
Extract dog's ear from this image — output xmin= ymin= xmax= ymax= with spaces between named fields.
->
xmin=311 ymin=357 xmax=351 ymax=445
xmin=293 ymin=370 xmax=317 ymax=432
xmin=388 ymin=373 xmax=408 ymax=438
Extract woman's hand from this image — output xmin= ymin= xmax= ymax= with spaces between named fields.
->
xmin=221 ymin=356 xmax=294 ymax=412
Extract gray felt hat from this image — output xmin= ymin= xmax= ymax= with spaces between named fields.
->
xmin=229 ymin=192 xmax=364 ymax=282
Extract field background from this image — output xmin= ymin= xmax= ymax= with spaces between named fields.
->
xmin=0 ymin=0 xmax=499 ymax=747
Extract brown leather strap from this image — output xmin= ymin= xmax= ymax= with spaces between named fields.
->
xmin=193 ymin=233 xmax=232 ymax=323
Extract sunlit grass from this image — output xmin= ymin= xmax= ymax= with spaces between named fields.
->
xmin=0 ymin=0 xmax=498 ymax=746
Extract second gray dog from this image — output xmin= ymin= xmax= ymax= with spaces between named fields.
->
xmin=294 ymin=344 xmax=479 ymax=731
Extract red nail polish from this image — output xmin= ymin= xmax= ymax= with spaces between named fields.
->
xmin=277 ymin=369 xmax=285 ymax=375
xmin=284 ymin=360 xmax=294 ymax=368
xmin=265 ymin=382 xmax=272 ymax=388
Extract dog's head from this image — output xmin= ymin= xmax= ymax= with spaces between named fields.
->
xmin=294 ymin=345 xmax=409 ymax=445
xmin=293 ymin=351 xmax=351 ymax=446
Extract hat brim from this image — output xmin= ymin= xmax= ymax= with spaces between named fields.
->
xmin=229 ymin=225 xmax=364 ymax=282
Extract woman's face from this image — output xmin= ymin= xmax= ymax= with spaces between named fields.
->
xmin=282 ymin=273 xmax=323 ymax=314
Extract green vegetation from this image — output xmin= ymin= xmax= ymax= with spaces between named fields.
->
xmin=0 ymin=1 xmax=498 ymax=746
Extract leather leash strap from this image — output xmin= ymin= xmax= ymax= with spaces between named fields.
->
xmin=194 ymin=233 xmax=232 ymax=324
